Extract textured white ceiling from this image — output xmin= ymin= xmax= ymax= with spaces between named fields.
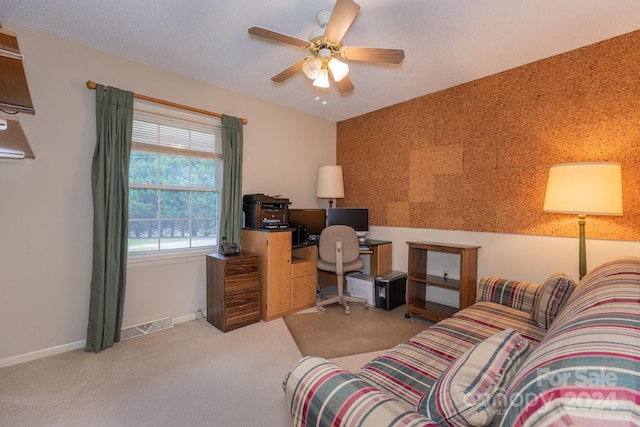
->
xmin=2 ymin=0 xmax=640 ymax=122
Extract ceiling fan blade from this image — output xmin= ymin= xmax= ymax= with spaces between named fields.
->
xmin=334 ymin=74 xmax=354 ymax=93
xmin=271 ymin=59 xmax=306 ymax=83
xmin=324 ymin=0 xmax=360 ymax=43
xmin=248 ymin=26 xmax=309 ymax=49
xmin=341 ymin=46 xmax=405 ymax=64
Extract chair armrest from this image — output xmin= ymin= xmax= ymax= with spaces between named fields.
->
xmin=476 ymin=277 xmax=540 ymax=314
xmin=283 ymin=356 xmax=439 ymax=427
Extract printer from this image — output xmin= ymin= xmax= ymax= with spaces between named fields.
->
xmin=242 ymin=193 xmax=291 ymax=229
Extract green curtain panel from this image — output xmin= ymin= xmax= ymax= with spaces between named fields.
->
xmin=86 ymin=84 xmax=134 ymax=352
xmin=220 ymin=115 xmax=244 ymax=249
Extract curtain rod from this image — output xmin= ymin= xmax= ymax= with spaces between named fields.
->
xmin=86 ymin=80 xmax=247 ymax=125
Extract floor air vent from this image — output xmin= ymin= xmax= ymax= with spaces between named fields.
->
xmin=121 ymin=317 xmax=174 ymax=340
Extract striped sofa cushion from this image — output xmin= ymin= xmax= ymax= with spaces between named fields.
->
xmin=416 ymin=329 xmax=531 ymax=426
xmin=531 ymin=273 xmax=575 ymax=329
xmin=454 ymin=301 xmax=547 ymax=344
xmin=355 ymin=302 xmax=546 ymax=408
xmin=283 ymin=356 xmax=441 ymax=427
xmin=493 ymin=256 xmax=640 ymax=427
xmin=547 ymin=256 xmax=640 ymax=336
xmin=476 ymin=277 xmax=540 ymax=314
xmin=355 ymin=321 xmax=472 ymax=408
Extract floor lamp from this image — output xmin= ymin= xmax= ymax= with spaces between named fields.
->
xmin=316 ymin=165 xmax=344 ymax=208
xmin=543 ymin=162 xmax=623 ymax=280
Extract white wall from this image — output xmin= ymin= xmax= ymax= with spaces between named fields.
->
xmin=370 ymin=225 xmax=640 ymax=285
xmin=3 ymin=22 xmax=639 ymax=367
xmin=0 ymin=22 xmax=336 ymax=365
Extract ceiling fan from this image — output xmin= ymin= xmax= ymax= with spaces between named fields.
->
xmin=248 ymin=0 xmax=404 ymax=94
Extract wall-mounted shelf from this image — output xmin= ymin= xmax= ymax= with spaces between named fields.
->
xmin=0 ymin=27 xmax=35 ymax=160
xmin=0 ymin=28 xmax=34 ymax=114
xmin=0 ymin=116 xmax=34 ymax=159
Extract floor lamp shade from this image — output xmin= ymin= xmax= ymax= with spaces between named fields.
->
xmin=543 ymin=162 xmax=623 ymax=215
xmin=316 ymin=165 xmax=344 ymax=207
xmin=543 ymin=162 xmax=623 ymax=279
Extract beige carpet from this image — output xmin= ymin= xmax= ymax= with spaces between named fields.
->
xmin=283 ymin=304 xmax=430 ymax=359
xmin=1 ymin=312 xmax=430 ymax=427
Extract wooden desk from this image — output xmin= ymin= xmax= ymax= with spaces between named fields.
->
xmin=241 ymin=228 xmax=318 ymax=321
xmin=318 ymin=239 xmax=392 ymax=288
xmin=361 ymin=239 xmax=392 ymax=276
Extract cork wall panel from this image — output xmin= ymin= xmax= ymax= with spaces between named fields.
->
xmin=337 ymin=30 xmax=640 ymax=241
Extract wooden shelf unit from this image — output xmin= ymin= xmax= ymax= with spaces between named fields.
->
xmin=406 ymin=241 xmax=480 ymax=322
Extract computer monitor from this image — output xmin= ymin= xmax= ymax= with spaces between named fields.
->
xmin=288 ymin=208 xmax=326 ymax=237
xmin=327 ymin=208 xmax=369 ymax=239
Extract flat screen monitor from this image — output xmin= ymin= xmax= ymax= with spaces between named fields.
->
xmin=327 ymin=208 xmax=369 ymax=237
xmin=288 ymin=208 xmax=326 ymax=236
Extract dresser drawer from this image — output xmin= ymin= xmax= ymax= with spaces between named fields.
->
xmin=226 ymin=289 xmax=260 ymax=310
xmin=225 ymin=290 xmax=260 ymax=331
xmin=291 ymin=258 xmax=316 ymax=278
xmin=225 ymin=270 xmax=260 ymax=294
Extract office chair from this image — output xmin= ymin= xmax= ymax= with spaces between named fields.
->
xmin=316 ymin=225 xmax=369 ymax=315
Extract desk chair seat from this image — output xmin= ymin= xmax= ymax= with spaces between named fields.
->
xmin=316 ymin=225 xmax=369 ymax=315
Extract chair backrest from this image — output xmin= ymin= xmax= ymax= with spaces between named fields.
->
xmin=318 ymin=225 xmax=361 ymax=264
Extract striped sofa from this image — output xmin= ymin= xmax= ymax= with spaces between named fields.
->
xmin=283 ymin=256 xmax=640 ymax=426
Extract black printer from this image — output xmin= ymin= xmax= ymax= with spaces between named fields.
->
xmin=242 ymin=193 xmax=291 ymax=229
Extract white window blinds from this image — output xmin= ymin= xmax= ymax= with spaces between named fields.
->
xmin=132 ymin=109 xmax=222 ymax=159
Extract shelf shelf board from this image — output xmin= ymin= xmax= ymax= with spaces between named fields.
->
xmin=426 ymin=274 xmax=459 ymax=290
xmin=408 ymin=274 xmax=459 ymax=291
xmin=406 ymin=301 xmax=458 ymax=323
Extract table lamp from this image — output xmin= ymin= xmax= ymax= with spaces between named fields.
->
xmin=316 ymin=165 xmax=344 ymax=208
xmin=543 ymin=162 xmax=623 ymax=279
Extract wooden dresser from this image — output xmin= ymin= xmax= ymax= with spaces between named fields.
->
xmin=206 ymin=253 xmax=260 ymax=332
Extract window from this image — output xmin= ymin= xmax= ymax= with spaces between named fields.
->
xmin=128 ymin=101 xmax=222 ymax=254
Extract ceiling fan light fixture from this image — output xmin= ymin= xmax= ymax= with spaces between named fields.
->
xmin=318 ymin=47 xmax=332 ymax=58
xmin=302 ymin=57 xmax=323 ymax=80
xmin=308 ymin=27 xmax=325 ymax=42
xmin=248 ymin=0 xmax=404 ymax=95
xmin=313 ymin=69 xmax=330 ymax=88
xmin=309 ymin=9 xmax=332 ymax=41
xmin=328 ymin=58 xmax=349 ymax=82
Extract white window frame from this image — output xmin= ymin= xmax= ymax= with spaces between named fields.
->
xmin=127 ymin=99 xmax=223 ymax=265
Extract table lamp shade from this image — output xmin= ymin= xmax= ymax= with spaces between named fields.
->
xmin=543 ymin=162 xmax=623 ymax=216
xmin=316 ymin=165 xmax=345 ymax=199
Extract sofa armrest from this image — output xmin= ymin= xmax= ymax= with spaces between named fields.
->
xmin=476 ymin=277 xmax=540 ymax=314
xmin=284 ymin=356 xmax=439 ymax=427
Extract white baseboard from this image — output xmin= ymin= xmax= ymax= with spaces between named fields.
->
xmin=0 ymin=339 xmax=86 ymax=368
xmin=0 ymin=310 xmax=206 ymax=368
xmin=173 ymin=312 xmax=197 ymax=324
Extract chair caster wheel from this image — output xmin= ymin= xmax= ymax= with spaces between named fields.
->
xmin=405 ymin=313 xmax=411 ymax=319
xmin=364 ymin=303 xmax=370 ymax=308
xmin=317 ymin=305 xmax=325 ymax=312
xmin=345 ymin=309 xmax=351 ymax=315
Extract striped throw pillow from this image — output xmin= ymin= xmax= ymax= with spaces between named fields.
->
xmin=416 ymin=329 xmax=531 ymax=426
xmin=531 ymin=273 xmax=575 ymax=329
